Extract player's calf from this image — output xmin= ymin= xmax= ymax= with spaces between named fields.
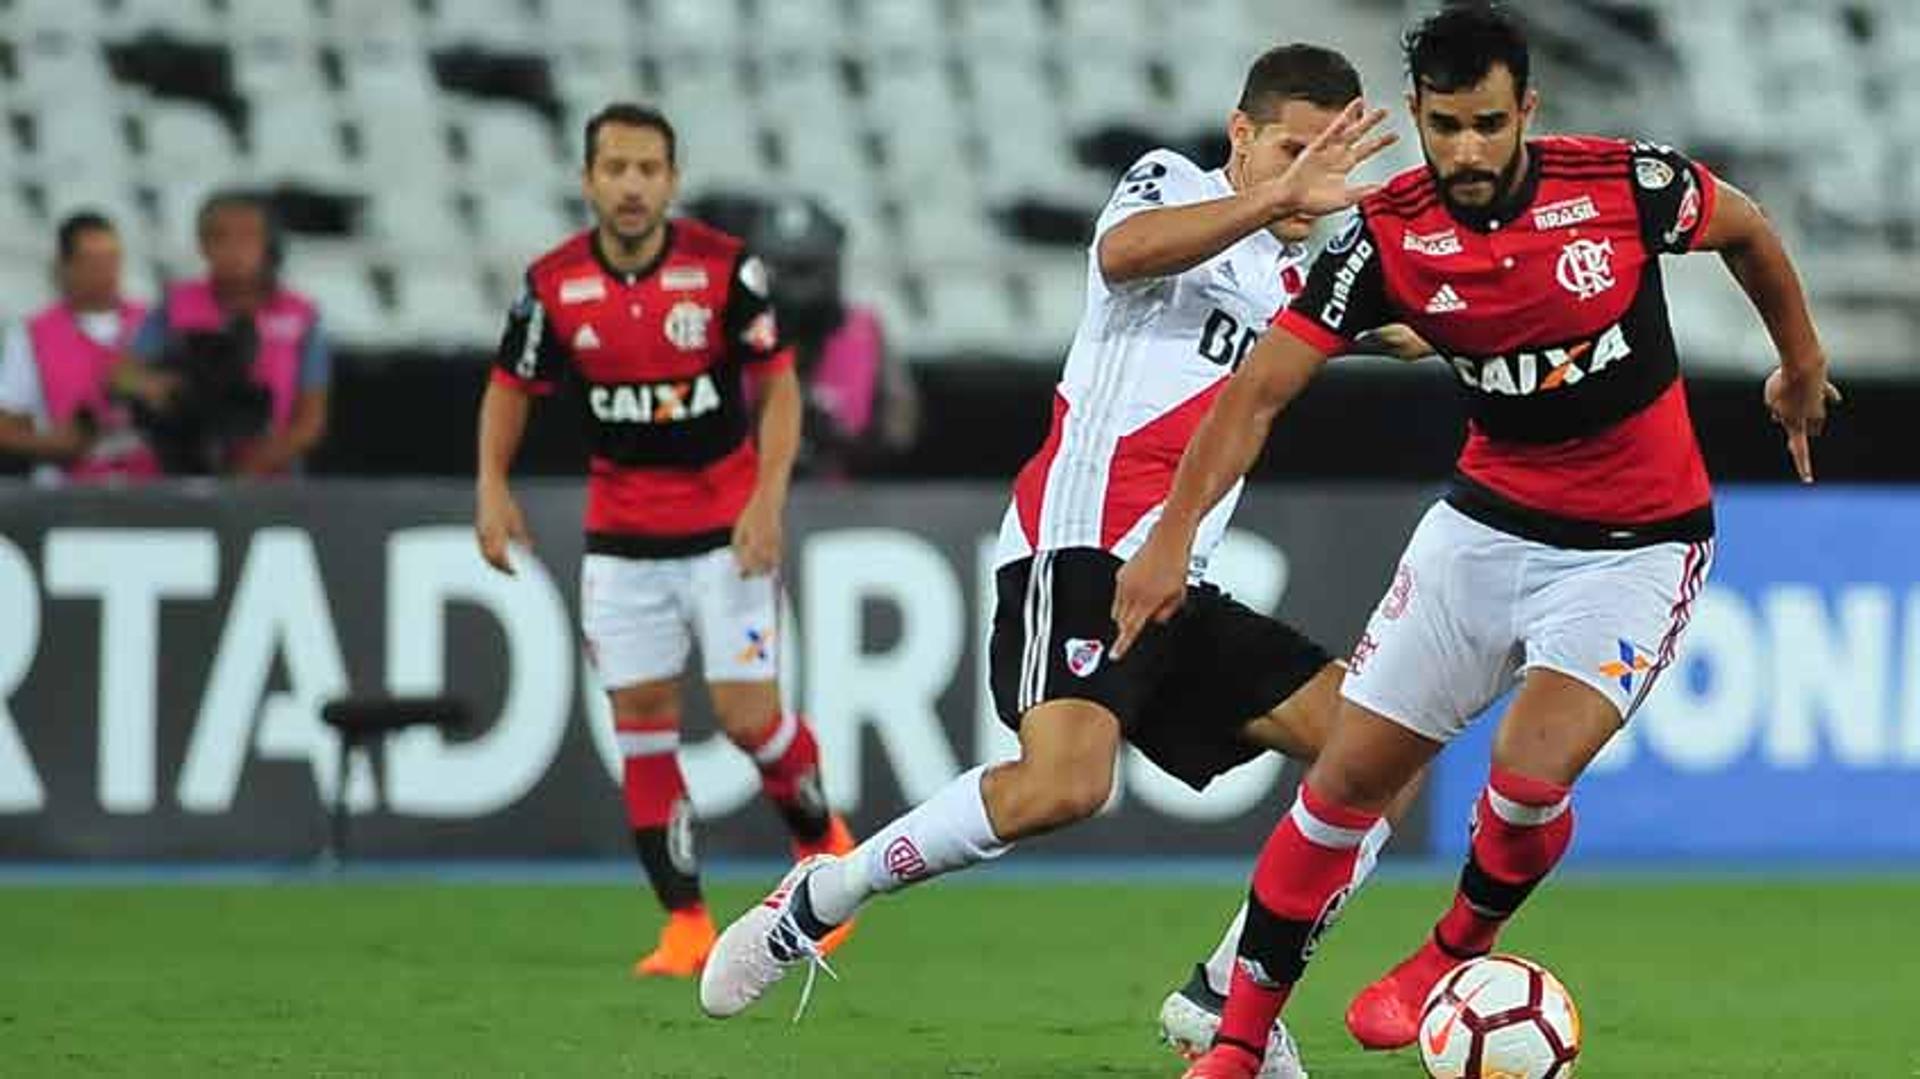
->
xmin=729 ymin=707 xmax=835 ymax=843
xmin=1217 ymin=783 xmax=1383 ymax=1061
xmin=1346 ymin=767 xmax=1574 ymax=1049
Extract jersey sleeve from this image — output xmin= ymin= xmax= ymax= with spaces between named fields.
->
xmin=1091 ymin=148 xmax=1213 ymax=240
xmin=1629 ymin=142 xmax=1718 ymax=255
xmin=723 ymin=249 xmax=787 ymax=368
xmin=1271 ymin=209 xmax=1394 ymax=354
xmin=297 ymin=318 xmax=333 ymax=391
xmin=491 ymin=274 xmax=568 ymax=394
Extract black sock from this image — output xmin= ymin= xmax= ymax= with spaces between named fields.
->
xmin=633 ymin=825 xmax=702 ymax=911
xmin=788 ymin=875 xmax=839 ymax=941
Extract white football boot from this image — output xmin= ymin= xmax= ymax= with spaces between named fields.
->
xmin=699 ymin=855 xmax=839 ymax=1021
xmin=1159 ymin=963 xmax=1308 ymax=1079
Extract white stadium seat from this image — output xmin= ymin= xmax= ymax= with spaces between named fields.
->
xmin=541 ymin=0 xmax=645 ymax=56
xmin=457 ymin=104 xmax=565 ymax=190
xmin=424 ymin=0 xmax=545 ymax=50
xmin=363 ymin=190 xmax=468 ymax=261
xmin=140 ymin=102 xmax=242 ymax=187
xmin=471 ymin=188 xmax=579 ymax=265
xmin=222 ymin=0 xmax=324 ymax=44
xmin=280 ymin=243 xmax=390 ymax=350
xmin=110 ymin=0 xmax=218 ymax=38
xmin=248 ymin=97 xmax=356 ymax=188
xmin=6 ymin=0 xmax=109 ymax=40
xmin=389 ymin=262 xmax=497 ymax=350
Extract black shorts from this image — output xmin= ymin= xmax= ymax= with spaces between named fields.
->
xmin=987 ymin=547 xmax=1335 ymax=791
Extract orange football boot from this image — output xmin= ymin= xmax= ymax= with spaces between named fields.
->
xmin=633 ymin=906 xmax=717 ymax=978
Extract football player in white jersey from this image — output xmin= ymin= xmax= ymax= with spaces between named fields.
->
xmin=701 ymin=45 xmax=1416 ymax=1077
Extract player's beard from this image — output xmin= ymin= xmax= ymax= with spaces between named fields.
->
xmin=1434 ymin=144 xmax=1526 ymax=214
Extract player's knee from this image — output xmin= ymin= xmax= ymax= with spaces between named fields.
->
xmin=708 ymin=682 xmax=781 ymax=742
xmin=986 ymin=756 xmax=1112 ymax=836
xmin=1303 ymin=755 xmax=1399 ymax=814
xmin=610 ymin=679 xmax=679 ymax=722
xmin=1048 ymin=770 xmax=1113 ymax=826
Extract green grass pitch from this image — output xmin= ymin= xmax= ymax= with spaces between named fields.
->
xmin=6 ymin=875 xmax=1917 ymax=1077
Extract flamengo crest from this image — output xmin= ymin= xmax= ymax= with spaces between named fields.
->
xmin=1555 ymin=238 xmax=1615 ymax=300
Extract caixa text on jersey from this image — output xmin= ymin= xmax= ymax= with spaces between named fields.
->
xmin=587 ymin=375 xmax=723 ymax=423
xmin=1442 ymin=321 xmax=1632 ymax=397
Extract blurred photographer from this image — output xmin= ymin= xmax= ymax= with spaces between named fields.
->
xmin=0 ymin=212 xmax=163 ymax=484
xmin=750 ymin=197 xmax=918 ymax=478
xmin=128 ymin=190 xmax=331 ymax=477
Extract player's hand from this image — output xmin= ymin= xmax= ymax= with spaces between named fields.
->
xmin=1356 ymin=323 xmax=1433 ymax=361
xmin=42 ymin=421 xmax=96 ymax=464
xmin=475 ymin=481 xmax=531 ymax=575
xmin=1763 ymin=365 xmax=1841 ymax=483
xmin=732 ymin=489 xmax=783 ymax=577
xmin=1269 ymin=99 xmax=1398 ymax=220
xmin=113 ymin=363 xmax=181 ymax=413
xmin=1110 ymin=530 xmax=1192 ymax=661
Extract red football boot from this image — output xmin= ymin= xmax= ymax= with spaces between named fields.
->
xmin=1345 ymin=938 xmax=1463 ymax=1050
xmin=1180 ymin=1044 xmax=1262 ymax=1079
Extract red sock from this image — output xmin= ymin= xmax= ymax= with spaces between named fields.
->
xmin=1219 ymin=784 xmax=1382 ymax=1056
xmin=617 ymin=713 xmax=702 ymax=911
xmin=1435 ymin=767 xmax=1573 ymax=957
xmin=735 ymin=712 xmax=831 ymax=843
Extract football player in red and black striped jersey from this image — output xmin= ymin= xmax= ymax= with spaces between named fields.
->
xmin=1117 ymin=7 xmax=1841 ymax=1077
xmin=475 ymin=103 xmax=855 ymax=979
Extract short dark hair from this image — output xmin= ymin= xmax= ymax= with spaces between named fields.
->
xmin=1404 ymin=2 xmax=1530 ymax=98
xmin=1237 ymin=44 xmax=1363 ymax=120
xmin=56 ymin=211 xmax=115 ymax=260
xmin=584 ymin=102 xmax=677 ymax=168
xmin=197 ymin=188 xmax=272 ymax=239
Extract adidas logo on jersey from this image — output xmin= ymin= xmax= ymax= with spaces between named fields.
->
xmin=1425 ymin=284 xmax=1468 ymax=314
xmin=573 ymin=324 xmax=602 ymax=350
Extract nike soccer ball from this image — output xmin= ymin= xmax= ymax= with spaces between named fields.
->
xmin=1418 ymin=954 xmax=1581 ymax=1079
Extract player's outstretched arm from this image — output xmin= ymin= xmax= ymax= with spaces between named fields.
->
xmin=1111 ymin=329 xmax=1331 ymax=657
xmin=1098 ymin=101 xmax=1394 ymax=285
xmin=475 ymin=377 xmax=534 ymax=575
xmin=1695 ymin=179 xmax=1840 ymax=482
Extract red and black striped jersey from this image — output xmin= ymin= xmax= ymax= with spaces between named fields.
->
xmin=1276 ymin=135 xmax=1718 ymax=547
xmin=492 ymin=219 xmax=792 ymax=556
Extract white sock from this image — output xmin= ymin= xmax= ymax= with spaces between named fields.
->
xmin=1200 ymin=819 xmax=1392 ymax=996
xmin=806 ymin=764 xmax=1009 ymax=926
xmin=1201 ymin=902 xmax=1248 ymax=997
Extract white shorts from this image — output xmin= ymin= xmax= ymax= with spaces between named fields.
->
xmin=1341 ymin=500 xmax=1713 ymax=743
xmin=580 ymin=547 xmax=779 ymax=690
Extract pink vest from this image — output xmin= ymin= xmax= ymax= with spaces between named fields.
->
xmin=808 ymin=305 xmax=885 ymax=438
xmin=27 ymin=299 xmax=159 ymax=481
xmin=164 ymin=279 xmax=315 ymax=433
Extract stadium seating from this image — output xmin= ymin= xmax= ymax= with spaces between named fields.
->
xmin=0 ymin=0 xmax=1910 ymax=367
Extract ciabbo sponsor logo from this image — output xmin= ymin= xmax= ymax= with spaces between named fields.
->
xmin=1318 ymin=238 xmax=1375 ymax=329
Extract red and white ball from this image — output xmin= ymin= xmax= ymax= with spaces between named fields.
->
xmin=1418 ymin=954 xmax=1581 ymax=1079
